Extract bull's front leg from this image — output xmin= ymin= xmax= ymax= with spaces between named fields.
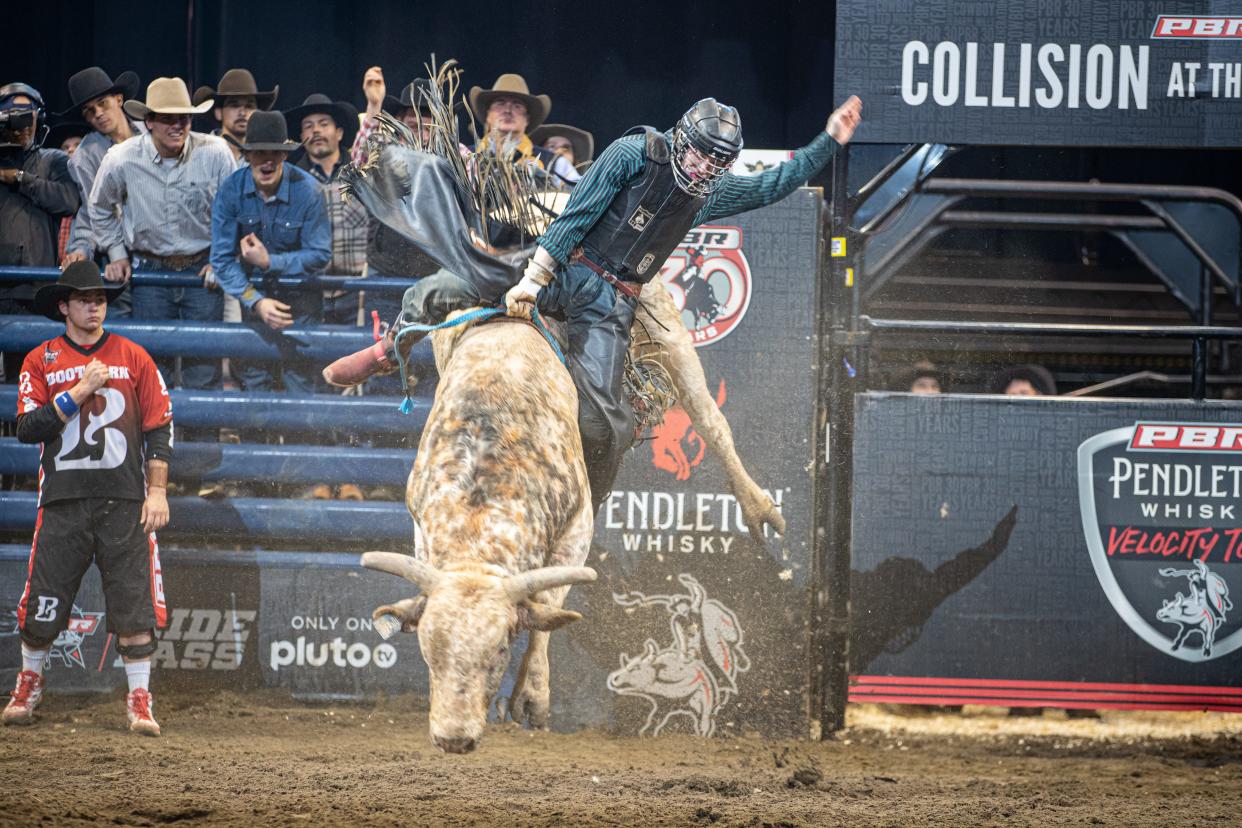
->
xmin=510 ymin=623 xmax=551 ymax=728
xmin=509 ymin=506 xmax=592 ymax=729
xmin=633 ymin=281 xmax=786 ymax=538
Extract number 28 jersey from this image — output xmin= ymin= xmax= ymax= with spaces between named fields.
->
xmin=17 ymin=332 xmax=173 ymax=506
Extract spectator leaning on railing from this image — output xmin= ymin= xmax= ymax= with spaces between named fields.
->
xmin=0 ymin=81 xmax=81 ymax=383
xmin=59 ymin=66 xmax=145 ymax=281
xmin=209 ymin=110 xmax=330 ymax=394
xmin=88 ymin=77 xmax=236 ymax=391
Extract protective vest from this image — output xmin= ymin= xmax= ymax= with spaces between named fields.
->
xmin=581 ymin=128 xmax=705 ymax=283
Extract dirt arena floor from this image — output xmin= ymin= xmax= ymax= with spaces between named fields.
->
xmin=1 ymin=690 xmax=1239 ymax=827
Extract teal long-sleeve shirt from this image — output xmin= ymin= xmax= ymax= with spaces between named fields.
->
xmin=538 ymin=130 xmax=839 ymax=265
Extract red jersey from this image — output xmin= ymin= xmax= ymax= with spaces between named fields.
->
xmin=16 ymin=331 xmax=173 ymax=506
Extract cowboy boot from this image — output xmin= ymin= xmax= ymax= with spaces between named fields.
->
xmin=322 ymin=327 xmax=426 ymax=388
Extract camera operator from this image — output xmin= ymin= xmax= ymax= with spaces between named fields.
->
xmin=0 ymin=82 xmax=81 ymax=383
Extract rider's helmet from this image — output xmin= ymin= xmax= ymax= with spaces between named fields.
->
xmin=671 ymin=98 xmax=742 ymax=197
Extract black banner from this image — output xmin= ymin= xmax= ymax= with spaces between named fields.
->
xmin=835 ymin=0 xmax=1242 ymax=147
xmin=555 ymin=190 xmax=823 ymax=738
xmin=850 ymin=393 xmax=1242 ymax=710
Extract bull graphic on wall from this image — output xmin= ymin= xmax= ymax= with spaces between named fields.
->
xmin=606 ymin=574 xmax=749 ymax=737
xmin=650 ymin=379 xmax=726 ymax=481
xmin=1156 ymin=561 xmax=1233 ymax=658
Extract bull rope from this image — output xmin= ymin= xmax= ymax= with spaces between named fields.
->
xmin=391 ymin=305 xmax=567 ymax=414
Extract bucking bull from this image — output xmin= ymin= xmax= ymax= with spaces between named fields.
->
xmin=360 ymin=281 xmax=783 ymax=753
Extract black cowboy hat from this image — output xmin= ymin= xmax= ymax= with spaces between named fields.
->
xmin=991 ymin=363 xmax=1058 ymax=396
xmin=45 ymin=119 xmax=91 ymax=153
xmin=383 ymin=78 xmax=462 ymax=117
xmin=285 ymin=94 xmax=358 ymax=150
xmin=201 ymin=68 xmax=279 ymax=111
xmin=224 ymin=110 xmax=300 ymax=153
xmin=58 ymin=67 xmax=140 ymax=116
xmin=33 ymin=261 xmax=125 ymax=321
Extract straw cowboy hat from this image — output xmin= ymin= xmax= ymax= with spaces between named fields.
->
xmin=530 ymin=123 xmax=593 ymax=165
xmin=32 ymin=261 xmax=125 ymax=321
xmin=58 ymin=66 xmax=140 ymax=115
xmin=224 ymin=110 xmax=300 ymax=153
xmin=124 ymin=77 xmax=213 ymax=119
xmin=468 ymin=74 xmax=550 ymax=130
xmin=200 ymin=68 xmax=279 ymax=111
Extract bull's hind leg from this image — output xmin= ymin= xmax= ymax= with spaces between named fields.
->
xmin=509 ymin=501 xmax=593 ymax=729
xmin=633 ymin=281 xmax=786 ymax=538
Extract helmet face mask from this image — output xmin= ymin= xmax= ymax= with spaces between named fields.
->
xmin=671 ymin=98 xmax=743 ymax=197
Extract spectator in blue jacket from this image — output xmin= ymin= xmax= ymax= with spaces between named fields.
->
xmin=210 ymin=111 xmax=330 ymax=393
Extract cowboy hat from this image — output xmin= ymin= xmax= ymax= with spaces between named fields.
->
xmin=45 ymin=119 xmax=91 ymax=152
xmin=384 ymin=78 xmax=463 ymax=117
xmin=201 ymin=68 xmax=279 ymax=111
xmin=530 ymin=123 xmax=593 ymax=165
xmin=284 ymin=94 xmax=358 ymax=150
xmin=124 ymin=77 xmax=213 ymax=119
xmin=192 ymin=85 xmax=215 ymax=107
xmin=468 ymin=74 xmax=550 ymax=131
xmin=59 ymin=67 xmax=140 ymax=116
xmin=33 ymin=261 xmax=125 ymax=321
xmin=224 ymin=110 xmax=300 ymax=153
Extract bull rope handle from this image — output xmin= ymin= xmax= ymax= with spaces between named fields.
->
xmin=390 ymin=305 xmax=566 ymax=414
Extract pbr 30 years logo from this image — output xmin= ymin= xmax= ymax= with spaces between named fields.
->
xmin=657 ymin=226 xmax=752 ymax=348
xmin=1078 ymin=423 xmax=1241 ymax=662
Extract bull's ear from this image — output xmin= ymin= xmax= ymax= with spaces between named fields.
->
xmin=517 ymin=600 xmax=583 ymax=632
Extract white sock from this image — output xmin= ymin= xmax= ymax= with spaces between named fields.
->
xmin=21 ymin=643 xmax=48 ymax=677
xmin=124 ymin=659 xmax=151 ymax=693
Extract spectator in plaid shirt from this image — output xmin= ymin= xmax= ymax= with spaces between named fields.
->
xmin=287 ymin=95 xmax=366 ymax=326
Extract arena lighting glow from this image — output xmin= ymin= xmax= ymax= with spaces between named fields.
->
xmin=900 ymin=41 xmax=1151 ymax=110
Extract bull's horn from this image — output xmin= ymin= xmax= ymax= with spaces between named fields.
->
xmin=503 ymin=566 xmax=597 ymax=602
xmin=360 ymin=552 xmax=441 ymax=592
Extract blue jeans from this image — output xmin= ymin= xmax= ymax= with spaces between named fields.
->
xmin=130 ymin=255 xmax=223 ymax=390
xmin=234 ymin=285 xmax=324 ymax=395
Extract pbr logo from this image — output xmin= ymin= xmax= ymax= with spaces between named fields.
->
xmin=2 ymin=605 xmax=106 ymax=669
xmin=658 ymin=226 xmax=752 ymax=348
xmin=1078 ymin=423 xmax=1242 ymax=662
xmin=1151 ymin=16 xmax=1242 ymax=39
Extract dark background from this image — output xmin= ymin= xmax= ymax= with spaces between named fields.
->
xmin=4 ymin=0 xmax=838 ymax=151
xmin=10 ymin=1 xmax=1241 ymax=200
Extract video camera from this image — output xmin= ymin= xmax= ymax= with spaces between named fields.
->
xmin=0 ymin=82 xmax=46 ymax=154
xmin=0 ymin=109 xmax=36 ymax=132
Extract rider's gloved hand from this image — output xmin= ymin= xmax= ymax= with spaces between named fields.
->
xmin=505 ymin=247 xmax=558 ymax=319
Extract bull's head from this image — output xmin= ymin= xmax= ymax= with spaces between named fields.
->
xmin=361 ymin=551 xmax=595 ymax=753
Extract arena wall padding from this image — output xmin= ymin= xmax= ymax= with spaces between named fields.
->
xmin=849 ymin=393 xmax=1242 ymax=710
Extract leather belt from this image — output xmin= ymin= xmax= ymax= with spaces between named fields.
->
xmin=570 ymin=249 xmax=641 ymax=300
xmin=132 ymin=248 xmax=210 ymax=272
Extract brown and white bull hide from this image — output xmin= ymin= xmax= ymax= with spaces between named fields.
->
xmin=633 ymin=281 xmax=786 ymax=538
xmin=363 ymin=317 xmax=596 ymax=754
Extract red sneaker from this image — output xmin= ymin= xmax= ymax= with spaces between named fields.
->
xmin=2 ymin=670 xmax=44 ymax=725
xmin=322 ymin=331 xmax=398 ymax=388
xmin=126 ymin=688 xmax=161 ymax=736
